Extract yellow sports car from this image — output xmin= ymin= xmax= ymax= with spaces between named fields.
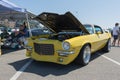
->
xmin=26 ymin=12 xmax=111 ymax=66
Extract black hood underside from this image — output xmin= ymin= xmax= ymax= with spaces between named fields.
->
xmin=35 ymin=12 xmax=89 ymax=34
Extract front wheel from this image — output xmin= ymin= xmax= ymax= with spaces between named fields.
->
xmin=75 ymin=44 xmax=91 ymax=66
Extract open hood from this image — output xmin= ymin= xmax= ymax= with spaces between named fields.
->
xmin=34 ymin=12 xmax=89 ymax=34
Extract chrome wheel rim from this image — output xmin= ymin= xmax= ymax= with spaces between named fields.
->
xmin=108 ymin=40 xmax=111 ymax=51
xmin=83 ymin=46 xmax=91 ymax=64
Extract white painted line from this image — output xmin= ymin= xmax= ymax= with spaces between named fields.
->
xmin=99 ymin=54 xmax=120 ymax=66
xmin=10 ymin=59 xmax=33 ymax=80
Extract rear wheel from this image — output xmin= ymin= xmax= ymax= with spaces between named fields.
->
xmin=75 ymin=44 xmax=91 ymax=66
xmin=103 ymin=39 xmax=111 ymax=52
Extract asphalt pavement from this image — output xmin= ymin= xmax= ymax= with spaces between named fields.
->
xmin=0 ymin=47 xmax=120 ymax=80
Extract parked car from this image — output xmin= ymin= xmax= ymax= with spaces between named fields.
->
xmin=25 ymin=12 xmax=111 ymax=66
xmin=0 ymin=27 xmax=12 ymax=35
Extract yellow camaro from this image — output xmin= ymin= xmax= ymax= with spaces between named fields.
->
xmin=26 ymin=12 xmax=111 ymax=66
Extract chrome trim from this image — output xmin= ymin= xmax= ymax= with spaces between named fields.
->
xmin=57 ymin=50 xmax=75 ymax=56
xmin=25 ymin=46 xmax=33 ymax=51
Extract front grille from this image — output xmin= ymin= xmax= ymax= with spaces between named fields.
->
xmin=34 ymin=43 xmax=54 ymax=55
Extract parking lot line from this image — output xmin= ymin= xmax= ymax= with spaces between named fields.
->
xmin=99 ymin=54 xmax=120 ymax=66
xmin=10 ymin=59 xmax=33 ymax=80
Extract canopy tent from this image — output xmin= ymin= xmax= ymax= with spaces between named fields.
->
xmin=0 ymin=0 xmax=34 ymax=36
xmin=0 ymin=0 xmax=25 ymax=20
xmin=0 ymin=0 xmax=25 ymax=12
xmin=0 ymin=0 xmax=35 ymax=21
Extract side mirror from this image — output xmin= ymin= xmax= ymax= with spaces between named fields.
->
xmin=96 ymin=31 xmax=102 ymax=34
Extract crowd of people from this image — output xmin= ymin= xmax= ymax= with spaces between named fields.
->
xmin=112 ymin=23 xmax=120 ymax=46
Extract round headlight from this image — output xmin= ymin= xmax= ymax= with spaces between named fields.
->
xmin=62 ymin=42 xmax=70 ymax=50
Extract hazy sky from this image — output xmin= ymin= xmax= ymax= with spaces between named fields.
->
xmin=10 ymin=0 xmax=120 ymax=29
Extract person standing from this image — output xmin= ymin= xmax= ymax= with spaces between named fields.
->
xmin=118 ymin=27 xmax=120 ymax=46
xmin=112 ymin=23 xmax=119 ymax=46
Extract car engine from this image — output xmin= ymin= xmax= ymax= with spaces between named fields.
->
xmin=48 ymin=32 xmax=83 ymax=41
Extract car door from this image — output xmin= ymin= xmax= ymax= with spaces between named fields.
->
xmin=84 ymin=24 xmax=101 ymax=52
xmin=94 ymin=25 xmax=108 ymax=50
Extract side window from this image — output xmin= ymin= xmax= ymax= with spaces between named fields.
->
xmin=84 ymin=25 xmax=94 ymax=34
xmin=94 ymin=26 xmax=103 ymax=34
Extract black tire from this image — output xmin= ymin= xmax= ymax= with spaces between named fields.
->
xmin=103 ymin=39 xmax=111 ymax=52
xmin=75 ymin=44 xmax=91 ymax=66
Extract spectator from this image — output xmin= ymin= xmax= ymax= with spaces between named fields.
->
xmin=112 ymin=23 xmax=119 ymax=46
xmin=118 ymin=27 xmax=120 ymax=46
xmin=15 ymin=23 xmax=28 ymax=47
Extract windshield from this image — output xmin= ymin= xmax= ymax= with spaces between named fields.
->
xmin=28 ymin=20 xmax=52 ymax=36
xmin=84 ymin=24 xmax=94 ymax=34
